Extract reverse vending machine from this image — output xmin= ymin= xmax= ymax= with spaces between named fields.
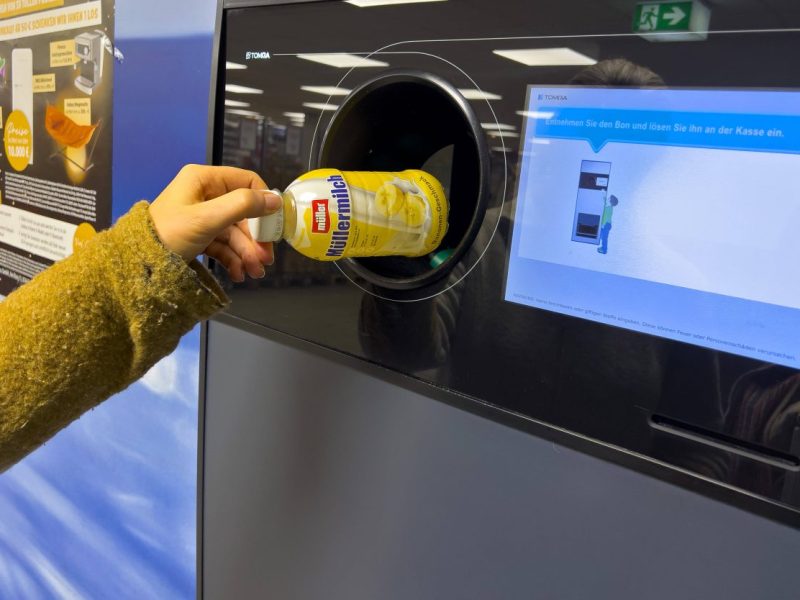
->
xmin=201 ymin=1 xmax=800 ymax=597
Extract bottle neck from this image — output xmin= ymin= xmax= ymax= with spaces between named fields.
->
xmin=247 ymin=188 xmax=290 ymax=243
xmin=281 ymin=189 xmax=297 ymax=241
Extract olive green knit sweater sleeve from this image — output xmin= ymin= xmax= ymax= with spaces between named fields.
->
xmin=0 ymin=201 xmax=229 ymax=472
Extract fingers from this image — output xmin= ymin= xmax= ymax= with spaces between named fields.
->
xmin=219 ymin=225 xmax=265 ymax=279
xmin=206 ymin=240 xmax=245 ymax=282
xmin=178 ymin=164 xmax=269 ymax=201
xmin=209 ymin=222 xmax=275 ymax=282
xmin=256 ymin=241 xmax=275 ymax=266
xmin=235 ymin=220 xmax=272 ymax=265
xmin=195 ymin=188 xmax=282 ymax=236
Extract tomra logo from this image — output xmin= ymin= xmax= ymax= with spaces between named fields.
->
xmin=246 ymin=51 xmax=271 ymax=60
xmin=539 ymin=93 xmax=568 ymax=101
xmin=312 ymin=200 xmax=330 ymax=233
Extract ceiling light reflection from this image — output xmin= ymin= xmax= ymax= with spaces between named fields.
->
xmin=225 ymin=108 xmax=264 ymax=118
xmin=297 ymin=53 xmax=388 ymax=68
xmin=459 ymin=89 xmax=502 ymax=101
xmin=303 ymin=102 xmax=339 ymax=111
xmin=225 ymin=84 xmax=264 ymax=94
xmin=346 ymin=0 xmax=446 ymax=5
xmin=301 ymin=85 xmax=352 ymax=96
xmin=493 ymin=48 xmax=596 ymax=67
xmin=481 ymin=122 xmax=516 ymax=131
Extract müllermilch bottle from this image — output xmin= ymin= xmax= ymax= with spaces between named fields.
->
xmin=248 ymin=169 xmax=449 ymax=260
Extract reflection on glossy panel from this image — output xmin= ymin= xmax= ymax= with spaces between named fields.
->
xmin=216 ymin=0 xmax=800 ymax=520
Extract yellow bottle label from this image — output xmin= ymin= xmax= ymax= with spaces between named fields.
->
xmin=285 ymin=168 xmax=448 ymax=261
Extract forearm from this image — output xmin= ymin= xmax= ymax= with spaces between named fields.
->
xmin=0 ymin=202 xmax=228 ymax=471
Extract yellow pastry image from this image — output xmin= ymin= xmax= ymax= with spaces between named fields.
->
xmin=45 ymin=104 xmax=98 ymax=149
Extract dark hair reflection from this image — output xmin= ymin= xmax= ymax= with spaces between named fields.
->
xmin=359 ymin=59 xmax=800 ymax=502
xmin=569 ymin=58 xmax=665 ymax=87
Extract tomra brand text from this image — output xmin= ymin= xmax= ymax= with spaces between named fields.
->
xmin=325 ymin=174 xmax=352 ymax=257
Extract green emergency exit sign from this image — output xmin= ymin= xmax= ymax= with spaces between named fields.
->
xmin=633 ymin=1 xmax=710 ymax=41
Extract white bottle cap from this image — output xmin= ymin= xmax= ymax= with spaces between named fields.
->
xmin=248 ymin=190 xmax=285 ymax=242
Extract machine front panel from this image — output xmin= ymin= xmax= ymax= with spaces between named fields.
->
xmin=214 ymin=0 xmax=800 ymax=519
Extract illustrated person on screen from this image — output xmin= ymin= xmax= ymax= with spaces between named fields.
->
xmin=597 ymin=194 xmax=618 ymax=254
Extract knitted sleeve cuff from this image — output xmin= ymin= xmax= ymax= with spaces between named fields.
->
xmin=0 ymin=201 xmax=232 ymax=472
xmin=116 ymin=200 xmax=227 ymax=309
xmin=99 ymin=201 xmax=229 ymax=372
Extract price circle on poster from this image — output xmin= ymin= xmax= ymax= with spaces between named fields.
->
xmin=4 ymin=110 xmax=32 ymax=172
xmin=73 ymin=222 xmax=97 ymax=252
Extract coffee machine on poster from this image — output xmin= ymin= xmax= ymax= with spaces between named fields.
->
xmin=74 ymin=30 xmax=113 ymax=95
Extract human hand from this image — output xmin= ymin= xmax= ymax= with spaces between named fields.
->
xmin=149 ymin=165 xmax=282 ymax=281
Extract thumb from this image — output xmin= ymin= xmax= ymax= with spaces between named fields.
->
xmin=195 ymin=188 xmax=282 ymax=233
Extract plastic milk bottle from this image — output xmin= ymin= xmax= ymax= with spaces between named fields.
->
xmin=248 ymin=169 xmax=449 ymax=260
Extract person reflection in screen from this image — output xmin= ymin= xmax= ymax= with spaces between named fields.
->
xmin=359 ymin=59 xmax=739 ymax=486
xmin=597 ymin=194 xmax=618 ymax=254
xmin=360 ymin=61 xmax=672 ymax=414
xmin=568 ymin=57 xmax=665 ymax=87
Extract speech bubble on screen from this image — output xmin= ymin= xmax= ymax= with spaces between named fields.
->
xmin=533 ymin=107 xmax=797 ymax=154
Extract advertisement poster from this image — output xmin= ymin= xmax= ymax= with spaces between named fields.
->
xmin=0 ymin=0 xmax=114 ymax=297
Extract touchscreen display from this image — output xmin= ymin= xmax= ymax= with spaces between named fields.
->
xmin=505 ymin=87 xmax=800 ymax=368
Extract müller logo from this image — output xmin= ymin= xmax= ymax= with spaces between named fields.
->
xmin=538 ymin=93 xmax=568 ymax=101
xmin=312 ymin=200 xmax=330 ymax=233
xmin=246 ymin=51 xmax=271 ymax=60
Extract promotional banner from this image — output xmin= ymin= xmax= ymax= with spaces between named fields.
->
xmin=0 ymin=0 xmax=215 ymax=594
xmin=0 ymin=0 xmax=114 ymax=296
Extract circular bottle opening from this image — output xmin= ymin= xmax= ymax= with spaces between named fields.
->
xmin=319 ymin=70 xmax=490 ymax=290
